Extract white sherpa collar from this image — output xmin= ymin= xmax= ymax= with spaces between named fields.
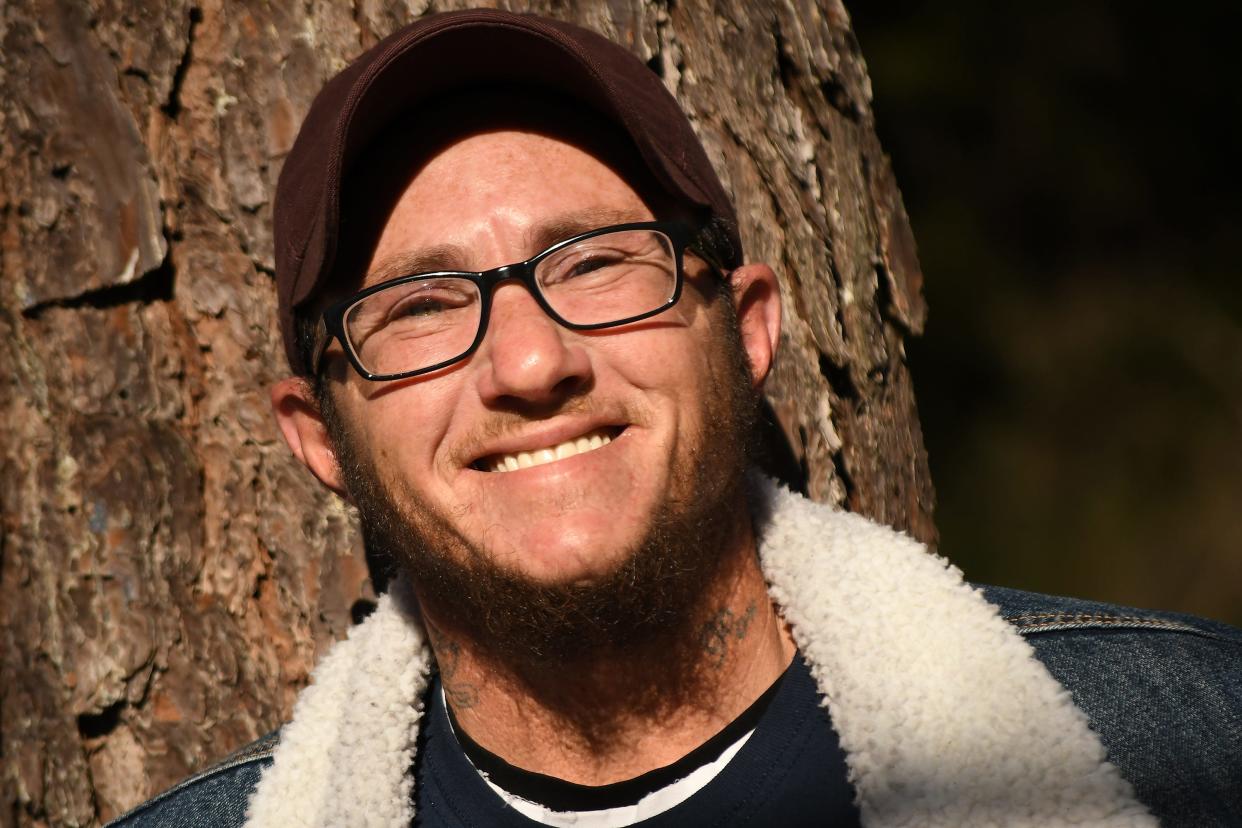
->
xmin=244 ymin=579 xmax=431 ymax=827
xmin=245 ymin=479 xmax=1155 ymax=827
xmin=751 ymin=477 xmax=1154 ymax=827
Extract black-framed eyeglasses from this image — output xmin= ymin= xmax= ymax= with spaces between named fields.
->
xmin=311 ymin=221 xmax=714 ymax=382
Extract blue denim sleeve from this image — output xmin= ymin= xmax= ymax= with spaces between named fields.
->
xmin=983 ymin=585 xmax=1242 ymax=828
xmin=106 ymin=733 xmax=277 ymax=828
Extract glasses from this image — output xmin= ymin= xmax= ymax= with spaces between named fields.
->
xmin=312 ymin=221 xmax=711 ymax=381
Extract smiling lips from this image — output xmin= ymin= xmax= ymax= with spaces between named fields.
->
xmin=482 ymin=427 xmax=616 ymax=473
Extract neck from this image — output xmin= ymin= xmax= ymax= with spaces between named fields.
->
xmin=418 ymin=513 xmax=795 ymax=786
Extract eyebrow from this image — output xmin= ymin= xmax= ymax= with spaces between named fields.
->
xmin=526 ymin=207 xmax=652 ymax=253
xmin=362 ymin=207 xmax=652 ymax=286
xmin=363 ymin=244 xmax=471 ymax=287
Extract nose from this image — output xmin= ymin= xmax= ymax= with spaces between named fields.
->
xmin=474 ymin=282 xmax=592 ymax=409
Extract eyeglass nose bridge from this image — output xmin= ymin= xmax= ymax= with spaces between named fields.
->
xmin=475 ymin=259 xmax=567 ymax=334
xmin=479 ymin=260 xmax=536 ymax=293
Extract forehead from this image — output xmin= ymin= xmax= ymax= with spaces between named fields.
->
xmin=333 ymin=89 xmax=675 ymax=286
xmin=381 ymin=132 xmax=649 ymax=255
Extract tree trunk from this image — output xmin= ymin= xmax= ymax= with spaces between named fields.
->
xmin=0 ymin=0 xmax=931 ymax=824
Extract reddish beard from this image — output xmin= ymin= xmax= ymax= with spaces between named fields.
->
xmin=320 ymin=302 xmax=759 ymax=671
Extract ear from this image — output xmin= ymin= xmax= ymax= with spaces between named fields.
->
xmin=270 ymin=377 xmax=349 ymax=499
xmin=729 ymin=263 xmax=782 ymax=388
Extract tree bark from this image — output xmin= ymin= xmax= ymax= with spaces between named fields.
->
xmin=0 ymin=0 xmax=931 ymax=824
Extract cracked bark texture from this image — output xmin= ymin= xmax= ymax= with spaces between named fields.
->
xmin=0 ymin=1 xmax=932 ymax=824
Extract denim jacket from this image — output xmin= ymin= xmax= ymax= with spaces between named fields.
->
xmin=983 ymin=585 xmax=1242 ymax=825
xmin=109 ymin=485 xmax=1242 ymax=827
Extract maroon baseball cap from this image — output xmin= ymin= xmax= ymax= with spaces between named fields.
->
xmin=274 ymin=8 xmax=742 ymax=375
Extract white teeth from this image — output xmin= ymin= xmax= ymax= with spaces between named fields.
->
xmin=486 ymin=429 xmax=614 ymax=473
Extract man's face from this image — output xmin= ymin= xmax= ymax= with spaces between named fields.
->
xmin=329 ymin=125 xmax=751 ymax=584
xmin=275 ymin=105 xmax=781 ymax=660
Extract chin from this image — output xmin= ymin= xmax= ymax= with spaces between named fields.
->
xmin=488 ymin=523 xmax=643 ymax=586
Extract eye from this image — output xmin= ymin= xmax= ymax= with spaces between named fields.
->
xmin=389 ymin=294 xmax=451 ymax=320
xmin=568 ymin=252 xmax=625 ymax=277
xmin=387 ymin=285 xmax=475 ymax=325
xmin=348 ymin=279 xmax=478 ymax=338
xmin=543 ymin=248 xmax=631 ymax=287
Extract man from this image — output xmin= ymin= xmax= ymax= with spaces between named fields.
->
xmin=111 ymin=9 xmax=1240 ymax=828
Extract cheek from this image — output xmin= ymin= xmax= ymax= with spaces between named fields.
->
xmin=594 ymin=326 xmax=722 ymax=453
xmin=607 ymin=296 xmax=718 ymax=381
xmin=636 ymin=308 xmax=721 ymax=399
xmin=349 ymin=384 xmax=465 ymax=486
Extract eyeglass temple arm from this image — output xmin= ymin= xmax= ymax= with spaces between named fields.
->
xmin=687 ymin=222 xmax=732 ymax=279
xmin=308 ymin=317 xmax=332 ymax=376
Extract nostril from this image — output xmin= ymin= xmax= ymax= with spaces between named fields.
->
xmin=552 ymin=372 xmax=589 ymax=397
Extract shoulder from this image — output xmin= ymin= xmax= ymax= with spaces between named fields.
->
xmin=982 ymin=584 xmax=1242 ymax=642
xmin=979 ymin=585 xmax=1242 ymax=827
xmin=106 ymin=731 xmax=279 ymax=828
xmin=979 ymin=584 xmax=1242 ymax=718
xmin=981 ymin=584 xmax=1242 ymax=692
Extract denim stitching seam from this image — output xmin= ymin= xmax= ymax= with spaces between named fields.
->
xmin=1017 ymin=618 xmax=1196 ymax=634
xmin=1007 ymin=612 xmax=1241 ymax=645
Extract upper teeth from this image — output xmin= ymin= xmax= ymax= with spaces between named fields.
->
xmin=487 ymin=429 xmax=613 ymax=473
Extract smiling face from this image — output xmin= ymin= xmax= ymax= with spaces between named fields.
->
xmin=274 ymin=98 xmax=781 ymax=659
xmin=338 ymin=127 xmax=738 ymax=573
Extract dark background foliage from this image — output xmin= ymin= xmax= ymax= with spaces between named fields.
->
xmin=851 ymin=2 xmax=1241 ymax=623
